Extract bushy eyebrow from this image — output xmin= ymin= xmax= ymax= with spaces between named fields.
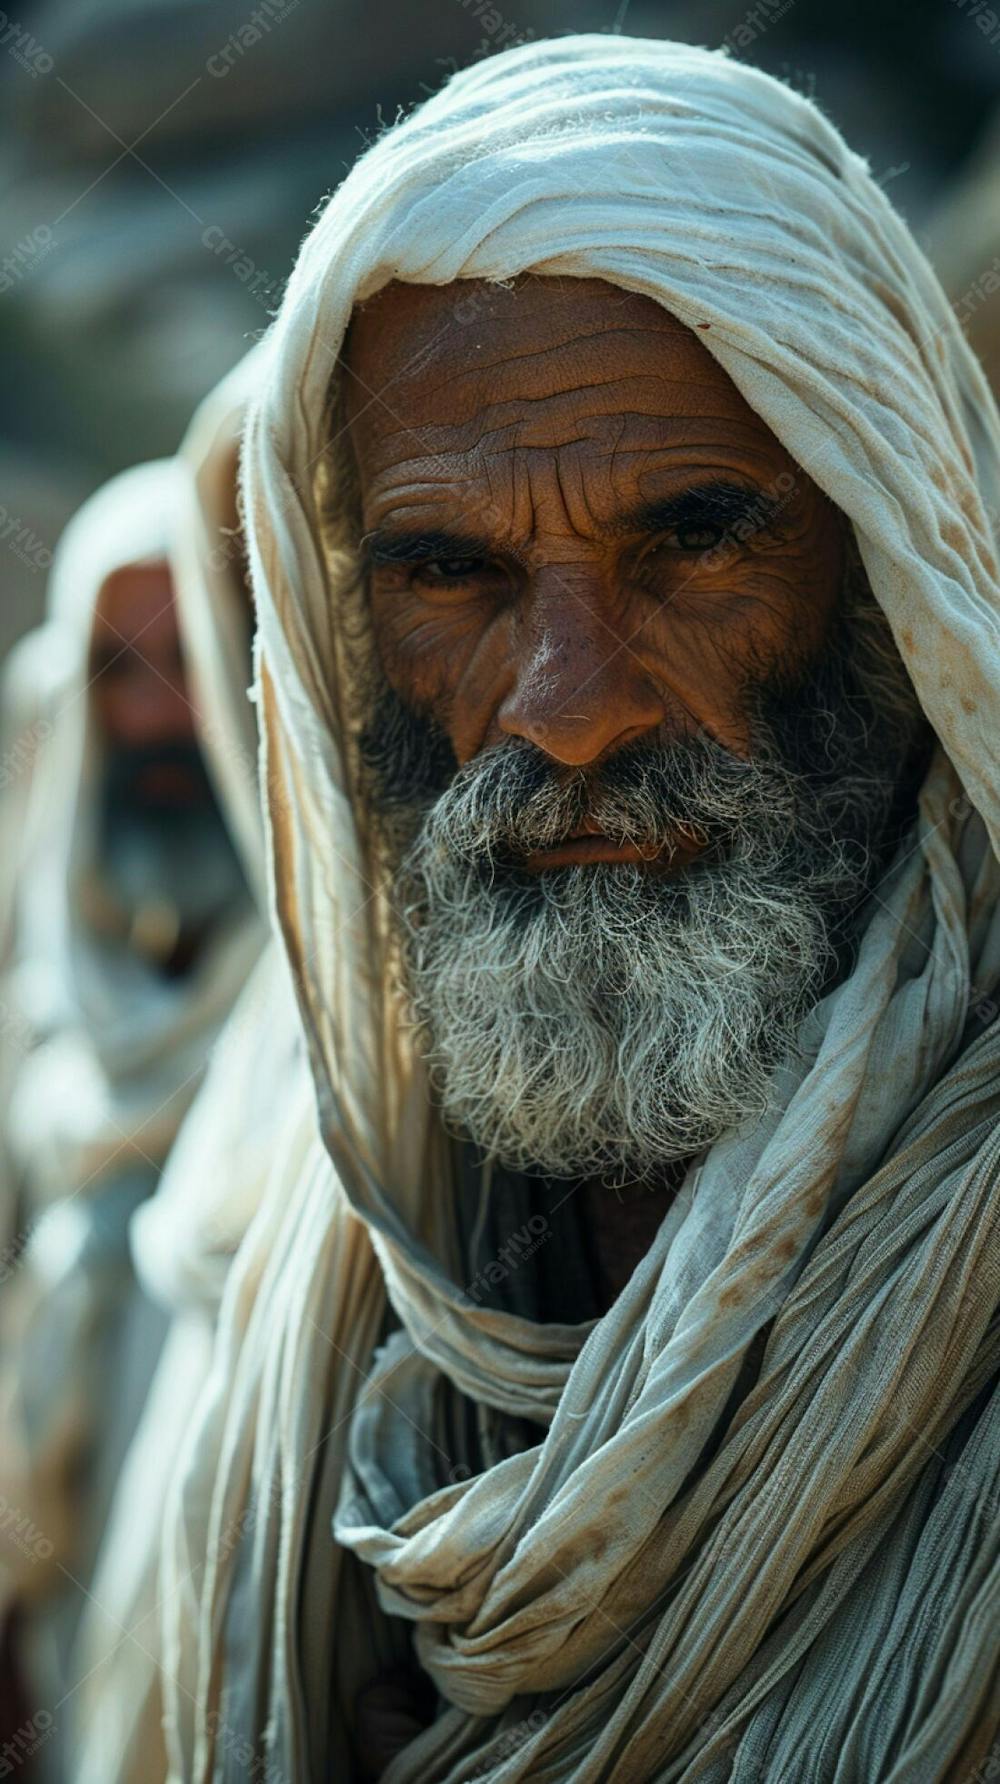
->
xmin=359 ymin=479 xmax=786 ymax=568
xmin=360 ymin=526 xmax=494 ymax=568
xmin=606 ymin=480 xmax=787 ymax=540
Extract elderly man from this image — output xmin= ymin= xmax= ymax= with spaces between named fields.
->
xmin=0 ymin=461 xmax=260 ymax=1729
xmin=159 ymin=35 xmax=1000 ymax=1784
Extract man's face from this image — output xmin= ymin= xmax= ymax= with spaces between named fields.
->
xmin=340 ymin=278 xmax=922 ymax=1183
xmin=90 ymin=560 xmax=196 ymax=767
xmin=88 ymin=560 xmax=246 ymax=957
xmin=346 ymin=277 xmax=844 ymax=838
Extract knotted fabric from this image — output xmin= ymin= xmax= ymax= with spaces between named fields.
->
xmin=163 ymin=37 xmax=1000 ymax=1783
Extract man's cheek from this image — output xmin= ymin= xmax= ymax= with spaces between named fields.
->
xmin=633 ymin=613 xmax=757 ymax=756
xmin=372 ymin=599 xmax=479 ymax=723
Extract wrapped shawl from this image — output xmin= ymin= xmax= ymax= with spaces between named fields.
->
xmin=164 ymin=36 xmax=1000 ymax=1784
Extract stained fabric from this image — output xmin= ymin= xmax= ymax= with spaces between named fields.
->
xmin=162 ymin=36 xmax=1000 ymax=1784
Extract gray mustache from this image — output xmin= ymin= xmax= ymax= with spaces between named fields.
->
xmin=426 ymin=733 xmax=797 ymax=861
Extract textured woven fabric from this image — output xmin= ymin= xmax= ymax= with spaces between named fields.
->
xmin=163 ymin=37 xmax=1000 ymax=1783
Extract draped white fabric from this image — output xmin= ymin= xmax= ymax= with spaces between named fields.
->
xmin=163 ymin=36 xmax=1000 ymax=1783
xmin=169 ymin=344 xmax=270 ymax=910
xmin=131 ymin=346 xmax=278 ymax=1318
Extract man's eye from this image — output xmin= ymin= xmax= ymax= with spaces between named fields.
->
xmin=636 ymin=524 xmax=727 ymax=576
xmin=671 ymin=523 xmax=725 ymax=552
xmin=414 ymin=557 xmax=485 ymax=584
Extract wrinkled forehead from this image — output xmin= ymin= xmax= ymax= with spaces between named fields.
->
xmin=345 ymin=274 xmax=770 ymax=431
xmin=339 ymin=275 xmax=812 ymax=525
xmin=344 ymin=275 xmax=689 ymax=375
xmin=90 ymin=558 xmax=178 ymax=652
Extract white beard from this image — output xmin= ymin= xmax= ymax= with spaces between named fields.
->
xmin=394 ymin=735 xmax=873 ymax=1183
xmin=364 ymin=579 xmax=925 ymax=1186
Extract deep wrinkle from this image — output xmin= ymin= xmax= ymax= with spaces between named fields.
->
xmin=344 ymin=276 xmax=846 ymax=779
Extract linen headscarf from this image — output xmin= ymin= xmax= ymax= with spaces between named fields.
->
xmin=163 ymin=36 xmax=1000 ymax=1784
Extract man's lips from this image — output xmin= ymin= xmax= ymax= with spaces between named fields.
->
xmin=521 ymin=823 xmax=704 ymax=872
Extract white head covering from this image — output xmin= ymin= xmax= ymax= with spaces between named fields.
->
xmin=169 ymin=345 xmax=269 ymax=909
xmin=163 ymin=37 xmax=1000 ymax=1784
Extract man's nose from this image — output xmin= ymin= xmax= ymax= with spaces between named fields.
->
xmin=496 ymin=578 xmax=667 ymax=767
xmin=96 ymin=665 xmax=196 ymax=749
xmin=132 ymin=674 xmax=195 ymax=744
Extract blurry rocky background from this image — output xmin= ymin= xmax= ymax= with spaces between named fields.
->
xmin=2 ymin=0 xmax=999 ymax=659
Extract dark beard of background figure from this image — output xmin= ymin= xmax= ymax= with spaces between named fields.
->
xmin=96 ymin=739 xmax=250 ymax=971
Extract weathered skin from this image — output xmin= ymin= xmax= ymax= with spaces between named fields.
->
xmin=342 ymin=278 xmax=849 ymax=1775
xmin=342 ymin=274 xmax=852 ymax=1287
xmin=344 ymin=275 xmax=844 ymax=869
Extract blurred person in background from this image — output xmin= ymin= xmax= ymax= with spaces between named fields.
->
xmin=67 ymin=348 xmax=311 ymax=1784
xmin=0 ymin=459 xmax=261 ymax=1759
